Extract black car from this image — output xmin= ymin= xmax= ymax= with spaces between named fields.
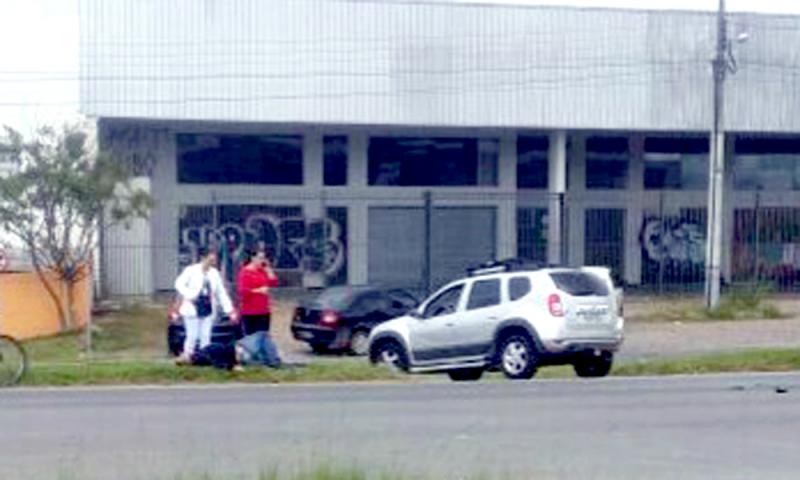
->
xmin=166 ymin=299 xmax=243 ymax=356
xmin=291 ymin=286 xmax=419 ymax=355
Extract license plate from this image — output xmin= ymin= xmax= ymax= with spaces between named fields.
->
xmin=577 ymin=306 xmax=608 ymax=322
xmin=297 ymin=331 xmax=314 ymax=339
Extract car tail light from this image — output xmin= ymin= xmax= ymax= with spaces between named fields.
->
xmin=320 ymin=310 xmax=340 ymax=326
xmin=548 ymin=294 xmax=564 ymax=317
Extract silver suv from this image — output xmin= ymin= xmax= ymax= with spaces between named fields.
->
xmin=367 ymin=261 xmax=624 ymax=381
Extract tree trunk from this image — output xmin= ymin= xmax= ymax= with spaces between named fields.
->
xmin=31 ymin=264 xmax=70 ymax=331
xmin=61 ymin=280 xmax=75 ymax=331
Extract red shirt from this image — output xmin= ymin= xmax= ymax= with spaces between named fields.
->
xmin=236 ymin=266 xmax=279 ymax=315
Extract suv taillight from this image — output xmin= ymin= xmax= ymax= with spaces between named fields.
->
xmin=320 ymin=310 xmax=340 ymax=326
xmin=548 ymin=294 xmax=564 ymax=317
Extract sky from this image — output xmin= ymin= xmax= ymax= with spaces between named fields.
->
xmin=1 ymin=0 xmax=799 ymax=134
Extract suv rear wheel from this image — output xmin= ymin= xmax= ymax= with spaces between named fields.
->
xmin=447 ymin=368 xmax=484 ymax=382
xmin=348 ymin=329 xmax=370 ymax=356
xmin=498 ymin=334 xmax=537 ymax=380
xmin=573 ymin=351 xmax=613 ymax=378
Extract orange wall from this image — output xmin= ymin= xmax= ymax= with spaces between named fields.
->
xmin=0 ymin=269 xmax=92 ymax=340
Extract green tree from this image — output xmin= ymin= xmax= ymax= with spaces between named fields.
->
xmin=0 ymin=124 xmax=152 ymax=335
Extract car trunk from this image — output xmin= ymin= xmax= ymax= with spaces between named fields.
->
xmin=550 ymin=270 xmax=617 ymax=338
xmin=294 ymin=305 xmax=322 ymax=325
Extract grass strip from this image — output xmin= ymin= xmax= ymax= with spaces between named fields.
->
xmin=16 ymin=348 xmax=800 ymax=387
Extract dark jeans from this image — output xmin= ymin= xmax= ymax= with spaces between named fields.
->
xmin=192 ymin=343 xmax=237 ymax=370
xmin=241 ymin=313 xmax=271 ymax=336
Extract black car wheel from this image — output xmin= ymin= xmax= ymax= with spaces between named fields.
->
xmin=370 ymin=339 xmax=408 ymax=372
xmin=573 ymin=351 xmax=614 ymax=378
xmin=348 ymin=329 xmax=370 ymax=356
xmin=447 ymin=368 xmax=484 ymax=382
xmin=498 ymin=334 xmax=538 ymax=380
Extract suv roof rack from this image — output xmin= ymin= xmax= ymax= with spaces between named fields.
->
xmin=466 ymin=258 xmax=563 ymax=277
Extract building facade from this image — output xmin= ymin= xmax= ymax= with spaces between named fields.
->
xmin=79 ymin=0 xmax=800 ymax=295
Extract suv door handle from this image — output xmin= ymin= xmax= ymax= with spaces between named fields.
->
xmin=445 ymin=322 xmax=455 ymax=327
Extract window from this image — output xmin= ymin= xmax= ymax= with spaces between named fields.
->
xmin=509 ymin=277 xmax=531 ymax=301
xmin=550 ymin=272 xmax=610 ymax=297
xmin=733 ymin=137 xmax=800 ymax=191
xmin=644 ymin=137 xmax=708 ymax=190
xmin=423 ymin=284 xmax=464 ymax=318
xmin=467 ymin=279 xmax=501 ymax=310
xmin=352 ymin=292 xmax=389 ymax=315
xmin=586 ymin=136 xmax=629 ymax=189
xmin=517 ymin=208 xmax=548 ymax=263
xmin=324 ymin=136 xmax=348 ymax=186
xmin=177 ymin=134 xmax=303 ymax=185
xmin=388 ymin=289 xmax=419 ymax=311
xmin=368 ymin=137 xmax=499 ymax=186
xmin=517 ymin=136 xmax=549 ymax=189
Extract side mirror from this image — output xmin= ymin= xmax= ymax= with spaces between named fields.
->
xmin=408 ymin=308 xmax=423 ymax=319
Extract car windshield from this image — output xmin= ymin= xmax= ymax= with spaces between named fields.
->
xmin=309 ymin=287 xmax=366 ymax=310
xmin=549 ymin=271 xmax=609 ymax=297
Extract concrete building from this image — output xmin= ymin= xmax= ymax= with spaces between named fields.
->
xmin=78 ymin=0 xmax=800 ymax=295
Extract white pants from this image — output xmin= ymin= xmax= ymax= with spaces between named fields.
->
xmin=183 ymin=314 xmax=214 ymax=356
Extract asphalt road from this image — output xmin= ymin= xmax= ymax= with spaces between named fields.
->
xmin=2 ymin=373 xmax=800 ymax=480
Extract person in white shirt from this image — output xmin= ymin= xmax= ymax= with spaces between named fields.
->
xmin=174 ymin=247 xmax=237 ymax=363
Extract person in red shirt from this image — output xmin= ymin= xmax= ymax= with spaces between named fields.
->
xmin=236 ymin=249 xmax=279 ymax=335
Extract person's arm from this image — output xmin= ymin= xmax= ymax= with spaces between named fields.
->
xmin=212 ymin=270 xmax=237 ymax=319
xmin=264 ymin=262 xmax=279 ymax=288
xmin=174 ymin=266 xmax=196 ymax=300
xmin=241 ymin=269 xmax=269 ymax=295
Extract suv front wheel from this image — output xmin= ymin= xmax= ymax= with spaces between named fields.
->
xmin=370 ymin=339 xmax=409 ymax=372
xmin=498 ymin=334 xmax=538 ymax=380
xmin=573 ymin=351 xmax=614 ymax=378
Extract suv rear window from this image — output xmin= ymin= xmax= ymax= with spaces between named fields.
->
xmin=549 ymin=272 xmax=609 ymax=297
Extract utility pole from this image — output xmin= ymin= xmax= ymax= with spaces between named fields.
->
xmin=705 ymin=0 xmax=727 ymax=309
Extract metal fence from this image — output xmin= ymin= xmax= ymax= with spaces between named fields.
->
xmin=98 ymin=190 xmax=800 ymax=298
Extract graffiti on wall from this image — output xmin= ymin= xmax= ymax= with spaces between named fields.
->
xmin=99 ymin=123 xmax=168 ymax=176
xmin=179 ymin=205 xmax=348 ymax=286
xmin=640 ymin=217 xmax=705 ymax=264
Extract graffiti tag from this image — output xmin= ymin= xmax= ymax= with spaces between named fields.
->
xmin=180 ymin=213 xmax=346 ymax=279
xmin=640 ymin=218 xmax=705 ymax=264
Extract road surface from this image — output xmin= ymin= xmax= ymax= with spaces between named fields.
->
xmin=1 ymin=373 xmax=799 ymax=480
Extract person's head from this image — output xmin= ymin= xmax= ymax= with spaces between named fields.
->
xmin=243 ymin=248 xmax=268 ymax=268
xmin=197 ymin=247 xmax=218 ymax=270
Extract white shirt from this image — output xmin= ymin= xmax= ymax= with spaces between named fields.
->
xmin=174 ymin=263 xmax=234 ymax=318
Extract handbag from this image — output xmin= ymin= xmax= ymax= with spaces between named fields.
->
xmin=194 ymin=279 xmax=213 ymax=317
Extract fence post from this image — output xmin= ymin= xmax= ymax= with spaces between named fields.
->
xmin=658 ymin=192 xmax=666 ymax=295
xmin=559 ymin=192 xmax=567 ymax=265
xmin=423 ymin=191 xmax=433 ymax=296
xmin=754 ymin=189 xmax=761 ymax=285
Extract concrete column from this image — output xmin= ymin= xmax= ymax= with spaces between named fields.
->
xmin=106 ymin=177 xmax=153 ymax=296
xmin=567 ymin=133 xmax=586 ymax=266
xmin=152 ymin=130 xmax=178 ymax=292
xmin=349 ymin=131 xmax=368 ymax=188
xmin=302 ymin=132 xmax=326 ymax=288
xmin=547 ymin=131 xmax=567 ymax=265
xmin=497 ymin=133 xmax=517 ymax=259
xmin=347 ymin=132 xmax=369 ymax=285
xmin=625 ymin=134 xmax=645 ymax=285
xmin=348 ymin=202 xmax=369 ymax=285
